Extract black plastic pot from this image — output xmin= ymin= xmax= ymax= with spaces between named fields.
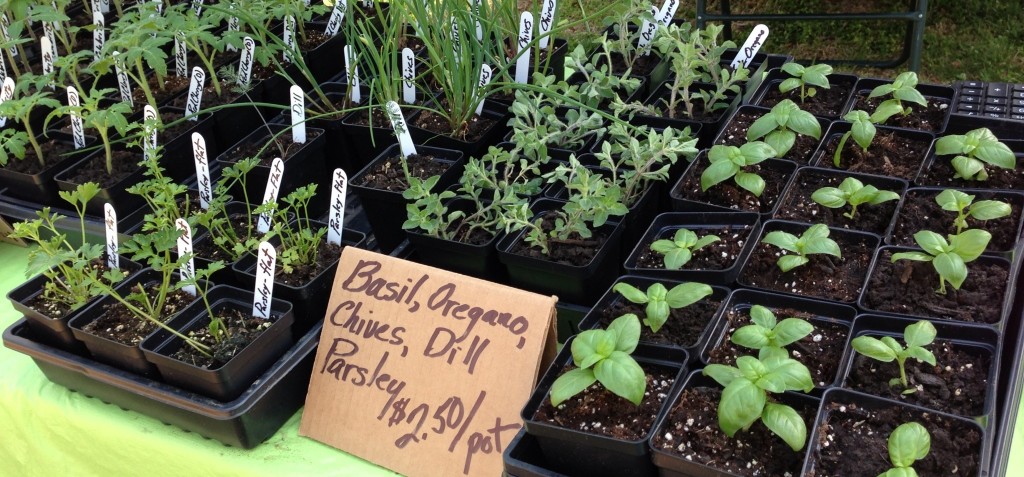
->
xmin=139 ymin=284 xmax=295 ymax=402
xmin=915 ymin=138 xmax=1024 ymax=191
xmin=624 ymin=212 xmax=762 ymax=285
xmin=842 ymin=77 xmax=957 ymax=134
xmin=152 ymin=107 xmax=220 ymax=182
xmin=520 ymin=336 xmax=689 ymax=477
xmin=306 ymin=83 xmax=391 ymax=175
xmin=649 ymin=371 xmax=820 ymax=477
xmin=349 ymin=144 xmax=464 ymax=253
xmin=801 ymin=388 xmax=987 ymax=477
xmin=577 ymin=275 xmax=730 ymax=358
xmin=699 ymin=289 xmax=857 ymax=393
xmin=670 ymin=153 xmax=798 ymax=217
xmin=405 ymin=198 xmax=508 ymax=283
xmin=53 ymin=147 xmax=148 ymax=217
xmin=809 ymin=120 xmax=936 ymax=182
xmin=496 ymin=199 xmax=624 ymax=305
xmin=775 ymin=166 xmax=909 ymax=235
xmin=553 ymin=301 xmax=589 ymax=344
xmin=562 ymin=74 xmax=648 ymax=116
xmin=295 ymin=23 xmax=346 ymax=90
xmin=338 ymin=97 xmax=422 ymax=175
xmin=641 ymin=80 xmax=742 ymax=149
xmin=749 ymin=68 xmax=860 ymax=119
xmin=0 ymin=130 xmax=95 ymax=205
xmin=713 ymin=104 xmax=832 ymax=165
xmin=208 ymin=81 xmax=270 ymax=153
xmin=503 ymin=430 xmax=568 ymax=477
xmin=232 ymin=219 xmax=366 ymax=332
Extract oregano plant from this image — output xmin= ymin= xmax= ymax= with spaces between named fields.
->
xmin=549 ymin=314 xmax=645 ymax=406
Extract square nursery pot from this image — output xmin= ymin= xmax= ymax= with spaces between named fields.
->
xmin=713 ymin=104 xmax=832 ymax=165
xmin=404 ymin=198 xmax=508 ymax=283
xmin=802 ymin=389 xmax=987 ymax=477
xmin=648 ymin=370 xmax=820 ymax=477
xmin=699 ymin=289 xmax=857 ymax=394
xmin=521 ymin=336 xmax=689 ymax=477
xmin=338 ymin=89 xmax=425 ymax=172
xmin=750 ymin=68 xmax=859 ymax=119
xmin=294 ymin=23 xmax=347 ymax=90
xmin=576 ymin=275 xmax=729 ymax=358
xmin=149 ymin=107 xmax=219 ymax=182
xmin=7 ymin=257 xmax=142 ymax=353
xmin=349 ymin=144 xmax=465 ymax=253
xmin=53 ymin=147 xmax=149 ymax=217
xmin=408 ymin=100 xmax=511 ymax=159
xmin=139 ymin=284 xmax=296 ymax=402
xmin=496 ymin=199 xmax=624 ymax=305
xmin=624 ymin=212 xmax=762 ymax=285
xmin=884 ymin=186 xmax=1024 ymax=258
xmin=842 ymin=77 xmax=957 ymax=134
xmin=738 ymin=220 xmax=881 ymax=304
xmin=838 ymin=314 xmax=999 ymax=422
xmin=67 ymin=269 xmax=206 ymax=377
xmin=503 ymin=430 xmax=569 ymax=477
xmin=858 ymin=245 xmax=1016 ymax=328
xmin=670 ymin=152 xmax=798 ymax=217
xmin=641 ymin=80 xmax=742 ymax=149
xmin=810 ymin=120 xmax=936 ymax=181
xmin=775 ymin=166 xmax=909 ymax=236
xmin=232 ymin=219 xmax=366 ymax=333
xmin=0 ymin=130 xmax=95 ymax=205
xmin=916 ymin=138 xmax=1024 ymax=191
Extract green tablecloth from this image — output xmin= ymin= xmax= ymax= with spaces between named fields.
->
xmin=0 ymin=242 xmax=1021 ymax=476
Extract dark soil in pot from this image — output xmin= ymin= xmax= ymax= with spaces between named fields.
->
xmin=847 ymin=92 xmax=950 ymax=133
xmin=814 ymin=128 xmax=930 ymax=180
xmin=346 ymin=107 xmax=396 ymax=128
xmin=531 ymin=363 xmax=676 ymax=440
xmin=22 ymin=258 xmax=135 ymax=320
xmin=81 ymin=287 xmax=196 ymax=345
xmin=353 ymin=153 xmax=450 ymax=190
xmin=888 ymin=189 xmax=1023 ymax=253
xmin=2 ymin=139 xmax=81 ymax=175
xmin=758 ymin=76 xmax=856 ymax=118
xmin=599 ymin=51 xmax=660 ymax=77
xmin=673 ymin=159 xmax=792 ymax=214
xmin=845 ymin=339 xmax=991 ymax=417
xmin=808 ymin=399 xmax=982 ymax=476
xmin=716 ymin=110 xmax=822 ymax=164
xmin=633 ymin=226 xmax=750 ymax=271
xmin=861 ymin=249 xmax=1009 ymax=325
xmin=652 ymin=386 xmax=816 ymax=476
xmin=60 ymin=149 xmax=139 ymax=187
xmin=411 ymin=106 xmax=496 ymax=143
xmin=272 ymin=241 xmax=340 ymax=286
xmin=222 ymin=130 xmax=323 ymax=167
xmin=917 ymin=153 xmax=1024 ymax=190
xmin=167 ymin=85 xmax=243 ymax=110
xmin=509 ymin=212 xmax=607 ymax=266
xmin=171 ymin=307 xmax=277 ymax=368
xmin=775 ymin=169 xmax=902 ymax=235
xmin=592 ymin=296 xmax=724 ymax=349
xmin=132 ymin=75 xmax=190 ymax=107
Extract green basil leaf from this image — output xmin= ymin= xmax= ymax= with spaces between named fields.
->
xmin=912 ymin=230 xmax=949 ymax=255
xmin=703 ymin=363 xmax=743 ymax=387
xmin=933 ymin=252 xmax=968 ymax=289
xmin=773 ymin=318 xmax=814 ymax=347
xmin=762 ymin=231 xmax=800 ymax=253
xmin=749 ymin=305 xmax=777 ymax=329
xmin=888 ymin=422 xmax=931 ymax=468
xmin=802 ymin=70 xmax=830 ymax=90
xmin=949 ymin=229 xmax=991 ymax=262
xmin=781 ymin=62 xmax=805 ymax=77
xmin=935 ymin=135 xmax=966 ymax=156
xmin=787 ymin=110 xmax=822 ymax=139
xmin=701 ymin=159 xmax=740 ymax=192
xmin=739 ymin=141 xmax=778 ymax=162
xmin=650 ymin=239 xmax=677 ymax=254
xmin=732 ymin=324 xmax=771 ymax=350
xmin=777 ymin=254 xmax=809 ymax=272
xmin=811 ymin=187 xmax=848 ymax=208
xmin=879 ymin=468 xmax=920 ymax=477
xmin=851 ymin=118 xmax=877 ymax=151
xmin=779 ymin=77 xmax=802 ymax=94
xmin=607 ymin=314 xmax=641 ymax=353
xmin=765 ymin=130 xmax=797 ymax=158
xmin=644 ymin=301 xmax=670 ymax=333
xmin=762 ymin=402 xmax=808 ymax=451
xmin=870 ymin=100 xmax=904 ymax=123
xmin=903 ymin=320 xmax=937 ymax=348
xmin=718 ymin=378 xmax=766 ymax=437
xmin=664 ymin=248 xmax=691 ymax=270
xmin=973 ymin=140 xmax=1016 ymax=170
xmin=768 ymin=357 xmax=814 ymax=392
xmin=571 ymin=329 xmax=608 ymax=367
xmin=665 ymin=282 xmax=713 ymax=309
xmin=734 ymin=171 xmax=766 ymax=197
xmin=594 ymin=351 xmax=646 ymax=405
xmin=692 ymin=234 xmax=721 ymax=250
xmin=613 ymin=282 xmax=650 ymax=304
xmin=869 ymin=83 xmax=897 ymax=98
xmin=968 ymin=200 xmax=1012 ymax=221
xmin=550 ymin=367 xmax=597 ymax=407
xmin=801 ymin=237 xmax=841 ymax=257
xmin=891 ymin=251 xmax=934 ymax=263
xmin=904 ymin=346 xmax=937 ymax=366
xmin=893 ymin=87 xmax=927 ymax=106
xmin=951 ymin=155 xmax=985 ymax=180
xmin=869 ymin=190 xmax=901 ymax=205
xmin=852 ymin=336 xmax=898 ymax=362
xmin=747 ymin=114 xmax=781 ymax=141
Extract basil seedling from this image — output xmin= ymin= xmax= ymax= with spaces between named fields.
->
xmin=613 ymin=281 xmax=714 ymax=333
xmin=746 ymin=99 xmax=821 ymax=158
xmin=880 ymin=422 xmax=931 ymax=477
xmin=701 ymin=142 xmax=778 ymax=197
xmin=868 ymin=71 xmax=928 ymax=124
xmin=761 ymin=223 xmax=841 ymax=272
xmin=851 ymin=320 xmax=936 ymax=393
xmin=549 ymin=314 xmax=645 ymax=406
xmin=934 ymin=128 xmax=1016 ymax=181
xmin=811 ymin=177 xmax=900 ymax=219
xmin=833 ymin=110 xmax=876 ymax=168
xmin=891 ymin=229 xmax=991 ymax=294
xmin=935 ymin=189 xmax=1011 ymax=234
xmin=778 ymin=62 xmax=833 ymax=103
xmin=649 ymin=229 xmax=721 ymax=270
xmin=731 ymin=305 xmax=813 ymax=351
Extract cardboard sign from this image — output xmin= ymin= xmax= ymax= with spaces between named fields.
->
xmin=300 ymin=248 xmax=557 ymax=477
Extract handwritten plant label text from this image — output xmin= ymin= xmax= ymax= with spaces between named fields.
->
xmin=290 ymin=85 xmax=306 ymax=144
xmin=283 ymin=15 xmax=296 ymax=63
xmin=0 ymin=44 xmax=5 ymax=79
xmin=300 ymin=248 xmax=557 ymax=477
xmin=257 ymin=158 xmax=284 ymax=234
xmin=327 ymin=168 xmax=347 ymax=246
xmin=43 ymin=19 xmax=57 ymax=60
xmin=104 ymin=203 xmax=119 ymax=269
xmin=401 ymin=47 xmax=416 ymax=104
xmin=325 ymin=0 xmax=346 ymax=37
xmin=175 ymin=31 xmax=187 ymax=77
xmin=238 ymin=36 xmax=255 ymax=88
xmin=143 ymin=105 xmax=158 ymax=160
xmin=475 ymin=64 xmax=491 ymax=116
xmin=657 ymin=0 xmax=678 ymax=26
xmin=0 ymin=14 xmax=16 ymax=57
xmin=185 ymin=66 xmax=205 ymax=120
xmin=113 ymin=52 xmax=134 ymax=107
xmin=93 ymin=11 xmax=104 ymax=59
xmin=41 ymin=36 xmax=54 ymax=78
xmin=175 ymin=219 xmax=196 ymax=296
xmin=637 ymin=7 xmax=659 ymax=55
xmin=538 ymin=0 xmax=556 ymax=49
xmin=730 ymin=24 xmax=769 ymax=70
xmin=66 ymin=86 xmax=86 ymax=149
xmin=450 ymin=16 xmax=461 ymax=64
xmin=253 ymin=241 xmax=276 ymax=319
xmin=472 ymin=0 xmax=482 ymax=40
xmin=192 ymin=132 xmax=212 ymax=209
xmin=226 ymin=14 xmax=239 ymax=52
xmin=345 ymin=44 xmax=361 ymax=103
xmin=0 ymin=77 xmax=13 ymax=128
xmin=515 ymin=12 xmax=533 ymax=84
xmin=386 ymin=101 xmax=417 ymax=159
xmin=191 ymin=0 xmax=203 ymax=17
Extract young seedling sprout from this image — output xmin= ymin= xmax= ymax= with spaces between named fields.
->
xmin=880 ymin=422 xmax=931 ymax=477
xmin=703 ymin=347 xmax=813 ymax=451
xmin=700 ymin=142 xmax=777 ymax=197
xmin=778 ymin=62 xmax=832 ymax=103
xmin=549 ymin=314 xmax=645 ymax=406
xmin=935 ymin=189 xmax=1011 ymax=234
xmin=731 ymin=305 xmax=813 ymax=352
xmin=868 ymin=71 xmax=928 ymax=124
xmin=891 ymin=229 xmax=991 ymax=295
xmin=811 ymin=177 xmax=900 ymax=219
xmin=650 ymin=229 xmax=720 ymax=270
xmin=761 ymin=223 xmax=841 ymax=272
xmin=833 ymin=110 xmax=876 ymax=168
xmin=934 ymin=128 xmax=1016 ymax=181
xmin=612 ymin=281 xmax=714 ymax=333
xmin=851 ymin=320 xmax=936 ymax=394
xmin=745 ymin=99 xmax=821 ymax=158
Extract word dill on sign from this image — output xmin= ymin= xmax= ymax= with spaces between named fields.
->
xmin=290 ymin=85 xmax=306 ymax=144
xmin=175 ymin=219 xmax=196 ymax=296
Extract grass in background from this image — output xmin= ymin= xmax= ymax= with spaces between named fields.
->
xmin=549 ymin=0 xmax=1024 ymax=84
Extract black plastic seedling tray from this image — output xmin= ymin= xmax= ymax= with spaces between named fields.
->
xmin=2 ymin=317 xmax=322 ymax=449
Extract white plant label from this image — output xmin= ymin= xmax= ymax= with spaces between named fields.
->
xmin=327 ymin=168 xmax=346 ymax=246
xmin=0 ymin=45 xmax=4 ymax=78
xmin=104 ymin=203 xmax=119 ymax=269
xmin=252 ymin=241 xmax=276 ymax=320
xmin=637 ymin=9 xmax=659 ymax=55
xmin=91 ymin=0 xmax=100 ymax=13
xmin=386 ymin=101 xmax=416 ymax=158
xmin=113 ymin=53 xmax=133 ymax=107
xmin=174 ymin=31 xmax=187 ymax=77
xmin=0 ymin=14 xmax=16 ymax=58
xmin=730 ymin=24 xmax=769 ymax=70
xmin=283 ymin=15 xmax=296 ymax=63
xmin=153 ymin=0 xmax=163 ymax=16
xmin=92 ymin=12 xmax=104 ymax=59
xmin=226 ymin=15 xmax=239 ymax=52
xmin=538 ymin=0 xmax=556 ymax=49
xmin=175 ymin=219 xmax=196 ymax=296
xmin=143 ymin=105 xmax=158 ymax=161
xmin=257 ymin=158 xmax=284 ymax=234
xmin=0 ymin=77 xmax=14 ymax=128
xmin=515 ymin=12 xmax=533 ymax=84
xmin=238 ymin=36 xmax=255 ymax=88
xmin=325 ymin=0 xmax=346 ymax=37
xmin=475 ymin=64 xmax=491 ymax=116
xmin=362 ymin=0 xmax=371 ymax=7
xmin=40 ymin=36 xmax=54 ymax=78
xmin=471 ymin=0 xmax=482 ymax=40
xmin=401 ymin=47 xmax=415 ymax=104
xmin=345 ymin=45 xmax=360 ymax=103
xmin=192 ymin=132 xmax=212 ymax=210
xmin=191 ymin=0 xmax=203 ymax=17
xmin=66 ymin=86 xmax=86 ymax=149
xmin=43 ymin=20 xmax=57 ymax=59
xmin=93 ymin=0 xmax=109 ymax=14
xmin=289 ymin=85 xmax=306 ymax=144
xmin=450 ymin=16 xmax=461 ymax=64
xmin=185 ymin=66 xmax=205 ymax=120
xmin=657 ymin=0 xmax=679 ymax=26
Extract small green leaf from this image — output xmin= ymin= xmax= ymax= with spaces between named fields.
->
xmin=777 ymin=255 xmax=809 ymax=272
xmin=787 ymin=110 xmax=822 ymax=139
xmin=734 ymin=171 xmax=766 ymax=197
xmin=904 ymin=346 xmax=936 ymax=366
xmin=773 ymin=318 xmax=814 ymax=347
xmin=732 ymin=325 xmax=771 ymax=350
xmin=949 ymin=229 xmax=991 ymax=262
xmin=969 ymin=200 xmax=1012 ymax=221
xmin=762 ymin=402 xmax=807 ymax=451
xmin=664 ymin=282 xmax=713 ymax=309
xmin=762 ymin=231 xmax=800 ymax=253
xmin=572 ymin=329 xmax=615 ymax=368
xmin=871 ymin=100 xmax=905 ymax=123
xmin=765 ymin=130 xmax=797 ymax=158
xmin=664 ymin=248 xmax=691 ymax=270
xmin=812 ymin=187 xmax=848 ymax=208
xmin=933 ymin=252 xmax=968 ymax=289
xmin=550 ymin=368 xmax=597 ymax=407
xmin=607 ymin=314 xmax=641 ymax=354
xmin=852 ymin=336 xmax=899 ymax=362
xmin=747 ymin=114 xmax=781 ymax=142
xmin=801 ymin=236 xmax=841 ymax=257
xmin=912 ymin=230 xmax=949 ymax=256
xmin=718 ymin=378 xmax=766 ymax=437
xmin=749 ymin=305 xmax=777 ymax=329
xmin=779 ymin=77 xmax=802 ymax=94
xmin=701 ymin=159 xmax=740 ymax=192
xmin=891 ymin=251 xmax=934 ymax=263
xmin=704 ymin=364 xmax=743 ymax=387
xmin=594 ymin=351 xmax=646 ymax=405
xmin=903 ymin=320 xmax=937 ymax=348
xmin=888 ymin=422 xmax=931 ymax=468
xmin=614 ymin=282 xmax=650 ymax=304
xmin=739 ymin=141 xmax=777 ymax=163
